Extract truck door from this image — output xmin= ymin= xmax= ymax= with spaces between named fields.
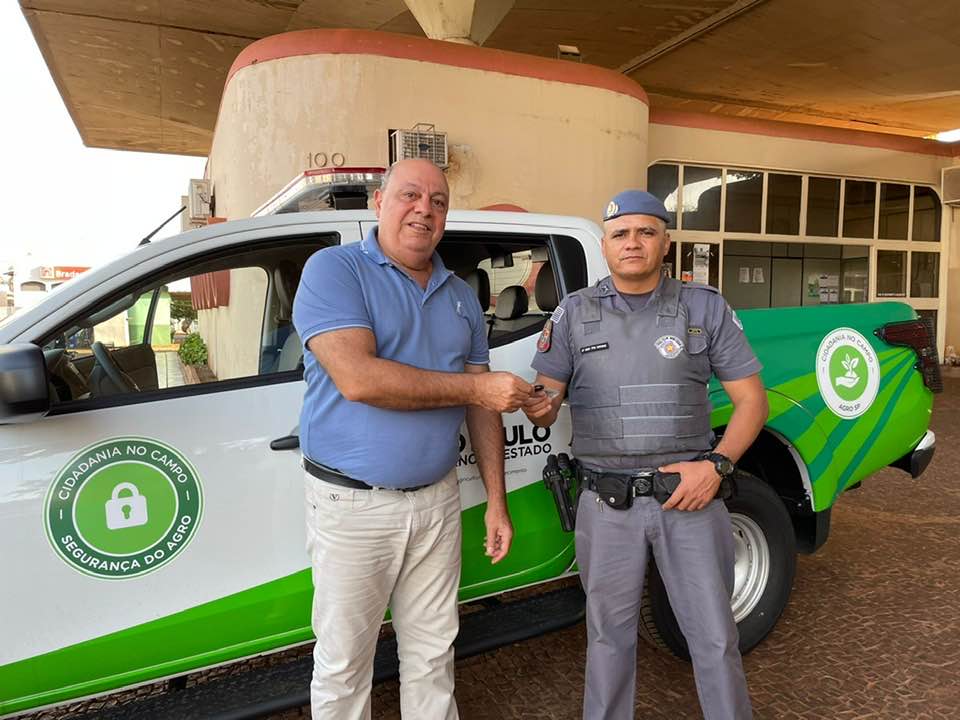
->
xmin=0 ymin=222 xmax=360 ymax=713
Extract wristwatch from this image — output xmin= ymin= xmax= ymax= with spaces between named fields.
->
xmin=701 ymin=451 xmax=735 ymax=479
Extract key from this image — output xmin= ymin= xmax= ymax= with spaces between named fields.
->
xmin=533 ymin=383 xmax=561 ymax=399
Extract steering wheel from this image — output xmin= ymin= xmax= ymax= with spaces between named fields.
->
xmin=91 ymin=342 xmax=140 ymax=393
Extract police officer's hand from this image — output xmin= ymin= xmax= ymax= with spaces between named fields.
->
xmin=476 ymin=372 xmax=533 ymax=413
xmin=658 ymin=460 xmax=721 ymax=512
xmin=521 ymin=389 xmax=553 ymax=420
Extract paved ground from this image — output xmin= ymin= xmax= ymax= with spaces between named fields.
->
xmin=276 ymin=373 xmax=960 ymax=720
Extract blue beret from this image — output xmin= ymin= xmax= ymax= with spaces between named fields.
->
xmin=603 ymin=190 xmax=670 ymax=223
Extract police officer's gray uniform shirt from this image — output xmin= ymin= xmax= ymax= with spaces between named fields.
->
xmin=532 ymin=275 xmax=762 ymax=470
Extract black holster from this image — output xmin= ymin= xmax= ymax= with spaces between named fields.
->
xmin=542 ymin=453 xmax=579 ymax=532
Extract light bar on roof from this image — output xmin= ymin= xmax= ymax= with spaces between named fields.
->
xmin=251 ymin=167 xmax=385 ymax=217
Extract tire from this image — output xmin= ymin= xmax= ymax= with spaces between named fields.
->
xmin=638 ymin=471 xmax=797 ymax=659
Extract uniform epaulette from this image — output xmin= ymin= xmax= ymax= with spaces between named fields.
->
xmin=680 ymin=282 xmax=720 ymax=295
xmin=566 ymin=282 xmax=607 ymax=302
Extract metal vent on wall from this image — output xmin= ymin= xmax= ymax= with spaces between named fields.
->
xmin=943 ymin=166 xmax=960 ymax=206
xmin=390 ymin=124 xmax=448 ymax=168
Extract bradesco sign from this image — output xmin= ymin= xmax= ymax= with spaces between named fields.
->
xmin=44 ymin=437 xmax=203 ymax=579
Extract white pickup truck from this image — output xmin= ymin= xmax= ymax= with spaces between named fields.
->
xmin=0 ymin=209 xmax=938 ymax=717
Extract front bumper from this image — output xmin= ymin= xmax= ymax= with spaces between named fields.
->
xmin=890 ymin=430 xmax=936 ymax=478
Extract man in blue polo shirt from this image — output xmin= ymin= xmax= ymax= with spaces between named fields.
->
xmin=293 ymin=158 xmax=533 ymax=720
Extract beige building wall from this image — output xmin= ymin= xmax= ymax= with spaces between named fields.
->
xmin=92 ymin=315 xmax=129 ymax=349
xmin=948 ymin=161 xmax=960 ymax=358
xmin=649 ymin=123 xmax=948 ymax=185
xmin=200 ymin=30 xmax=650 ymax=377
xmin=198 ymin=268 xmax=267 ymax=381
xmin=649 ymin=118 xmax=958 ymax=354
xmin=207 ymin=33 xmax=649 ymax=221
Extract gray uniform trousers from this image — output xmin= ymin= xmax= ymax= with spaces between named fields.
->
xmin=576 ymin=491 xmax=753 ymax=720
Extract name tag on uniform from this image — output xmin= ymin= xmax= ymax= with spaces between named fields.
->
xmin=580 ymin=342 xmax=609 ymax=354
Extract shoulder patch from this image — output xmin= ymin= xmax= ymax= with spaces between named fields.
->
xmin=550 ymin=306 xmax=565 ymax=323
xmin=537 ymin=319 xmax=554 ymax=352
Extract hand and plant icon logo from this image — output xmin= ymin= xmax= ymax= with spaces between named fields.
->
xmin=829 ymin=346 xmax=868 ymax=401
xmin=817 ymin=328 xmax=880 ymax=419
xmin=834 ymin=352 xmax=862 ymax=390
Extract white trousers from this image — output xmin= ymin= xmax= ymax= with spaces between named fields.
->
xmin=304 ymin=468 xmax=462 ymax=720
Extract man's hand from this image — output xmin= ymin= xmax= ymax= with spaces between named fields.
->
xmin=658 ymin=460 xmax=721 ymax=512
xmin=483 ymin=505 xmax=513 ymax=564
xmin=475 ymin=372 xmax=533 ymax=413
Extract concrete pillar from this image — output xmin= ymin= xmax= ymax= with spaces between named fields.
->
xmin=404 ymin=0 xmax=514 ymax=46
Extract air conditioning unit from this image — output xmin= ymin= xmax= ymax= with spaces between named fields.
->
xmin=188 ymin=179 xmax=212 ymax=223
xmin=390 ymin=124 xmax=449 ymax=168
xmin=943 ymin=166 xmax=960 ymax=206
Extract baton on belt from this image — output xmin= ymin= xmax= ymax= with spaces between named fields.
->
xmin=542 ymin=453 xmax=578 ymax=532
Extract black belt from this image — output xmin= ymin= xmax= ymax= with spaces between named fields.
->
xmin=303 ymin=457 xmax=430 ymax=492
xmin=581 ymin=467 xmax=658 ymax=497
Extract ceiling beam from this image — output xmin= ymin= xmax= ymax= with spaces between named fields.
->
xmin=404 ymin=0 xmax=514 ymax=45
xmin=618 ymin=0 xmax=770 ymax=74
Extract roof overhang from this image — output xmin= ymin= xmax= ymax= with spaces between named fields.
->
xmin=19 ymin=0 xmax=960 ymax=156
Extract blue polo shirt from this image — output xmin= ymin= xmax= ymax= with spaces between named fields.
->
xmin=293 ymin=228 xmax=489 ymax=489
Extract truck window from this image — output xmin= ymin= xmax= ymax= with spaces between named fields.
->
xmin=438 ymin=232 xmax=585 ymax=349
xmin=40 ymin=236 xmax=334 ymax=410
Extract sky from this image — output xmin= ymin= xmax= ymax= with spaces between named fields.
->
xmin=1 ymin=4 xmax=207 ymax=273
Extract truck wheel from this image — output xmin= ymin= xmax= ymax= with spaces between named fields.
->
xmin=638 ymin=472 xmax=797 ymax=659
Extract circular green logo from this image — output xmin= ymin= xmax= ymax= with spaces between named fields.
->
xmin=816 ymin=328 xmax=880 ymax=419
xmin=44 ymin=438 xmax=203 ymax=579
xmin=828 ymin=345 xmax=868 ymax=401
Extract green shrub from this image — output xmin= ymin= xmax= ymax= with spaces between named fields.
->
xmin=178 ymin=333 xmax=208 ymax=366
xmin=170 ymin=298 xmax=197 ymax=322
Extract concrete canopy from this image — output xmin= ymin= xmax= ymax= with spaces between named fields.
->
xmin=19 ymin=0 xmax=960 ymax=155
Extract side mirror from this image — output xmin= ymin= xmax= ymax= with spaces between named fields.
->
xmin=0 ymin=343 xmax=51 ymax=424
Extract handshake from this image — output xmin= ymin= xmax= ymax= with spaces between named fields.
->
xmin=473 ymin=373 xmax=559 ymax=415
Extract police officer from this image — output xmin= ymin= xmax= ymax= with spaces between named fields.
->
xmin=522 ymin=190 xmax=768 ymax=720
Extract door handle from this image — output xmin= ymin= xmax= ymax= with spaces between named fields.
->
xmin=270 ymin=434 xmax=300 ymax=451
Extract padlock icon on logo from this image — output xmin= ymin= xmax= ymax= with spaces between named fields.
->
xmin=105 ymin=482 xmax=149 ymax=530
